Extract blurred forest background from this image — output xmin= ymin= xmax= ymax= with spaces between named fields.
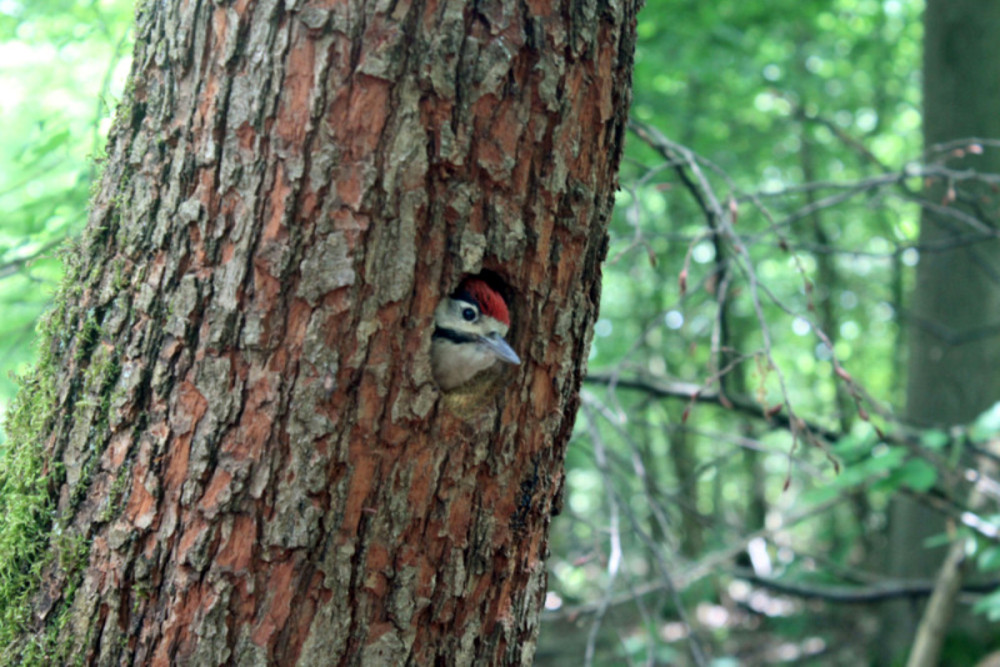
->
xmin=3 ymin=0 xmax=1000 ymax=665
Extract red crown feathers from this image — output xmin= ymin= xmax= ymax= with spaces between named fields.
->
xmin=459 ymin=279 xmax=510 ymax=326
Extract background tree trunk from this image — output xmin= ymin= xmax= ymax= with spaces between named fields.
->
xmin=2 ymin=0 xmax=639 ymax=663
xmin=883 ymin=0 xmax=1000 ymax=660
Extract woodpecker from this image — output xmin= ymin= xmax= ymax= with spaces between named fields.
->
xmin=431 ymin=279 xmax=521 ymax=390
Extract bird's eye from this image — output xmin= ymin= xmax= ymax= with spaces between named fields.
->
xmin=462 ymin=307 xmax=477 ymax=321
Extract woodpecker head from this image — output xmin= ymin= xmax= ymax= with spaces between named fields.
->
xmin=431 ymin=279 xmax=520 ymax=391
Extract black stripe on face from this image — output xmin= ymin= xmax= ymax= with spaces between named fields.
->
xmin=433 ymin=327 xmax=479 ymax=345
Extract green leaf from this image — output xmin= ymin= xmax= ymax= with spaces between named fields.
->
xmin=921 ymin=429 xmax=949 ymax=450
xmin=978 ymin=545 xmax=1000 ymax=573
xmin=971 ymin=402 xmax=1000 ymax=443
xmin=973 ymin=588 xmax=1000 ymax=621
xmin=923 ymin=531 xmax=954 ymax=549
xmin=894 ymin=459 xmax=938 ymax=492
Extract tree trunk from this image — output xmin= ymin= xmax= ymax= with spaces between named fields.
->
xmin=883 ymin=0 xmax=1000 ymax=661
xmin=0 ymin=0 xmax=639 ymax=663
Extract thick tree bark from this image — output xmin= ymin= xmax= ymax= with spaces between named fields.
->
xmin=2 ymin=0 xmax=639 ymax=663
xmin=883 ymin=1 xmax=1000 ymax=661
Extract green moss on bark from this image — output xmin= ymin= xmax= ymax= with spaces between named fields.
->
xmin=0 ymin=240 xmax=123 ymax=663
xmin=0 ymin=320 xmax=65 ymax=655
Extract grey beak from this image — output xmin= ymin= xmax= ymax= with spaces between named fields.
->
xmin=480 ymin=332 xmax=521 ymax=365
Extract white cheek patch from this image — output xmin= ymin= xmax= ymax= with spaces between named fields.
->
xmin=431 ymin=338 xmax=501 ymax=390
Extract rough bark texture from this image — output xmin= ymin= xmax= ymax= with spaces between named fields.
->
xmin=883 ymin=0 xmax=1000 ymax=660
xmin=7 ymin=0 xmax=639 ymax=663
